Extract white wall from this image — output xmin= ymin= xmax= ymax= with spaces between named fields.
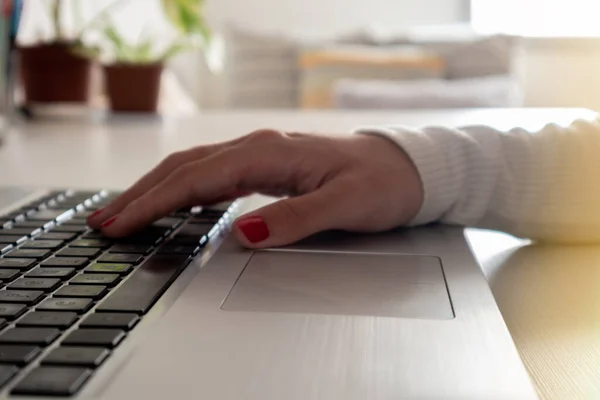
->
xmin=204 ymin=0 xmax=465 ymax=37
xmin=522 ymin=40 xmax=600 ymax=111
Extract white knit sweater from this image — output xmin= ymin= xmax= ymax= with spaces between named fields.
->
xmin=359 ymin=117 xmax=600 ymax=243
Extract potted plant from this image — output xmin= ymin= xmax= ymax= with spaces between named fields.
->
xmin=17 ymin=0 xmax=109 ymax=104
xmin=80 ymin=0 xmax=210 ymax=113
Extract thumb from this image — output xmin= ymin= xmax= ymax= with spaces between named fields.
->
xmin=233 ymin=186 xmax=343 ymax=248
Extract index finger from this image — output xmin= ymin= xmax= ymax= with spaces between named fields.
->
xmin=99 ymin=142 xmax=302 ymax=237
xmin=99 ymin=150 xmax=242 ymax=236
xmin=87 ymin=139 xmax=241 ymax=228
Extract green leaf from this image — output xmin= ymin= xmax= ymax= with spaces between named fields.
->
xmin=70 ymin=39 xmax=102 ymax=59
xmin=51 ymin=0 xmax=63 ymax=41
xmin=73 ymin=0 xmax=210 ymax=64
xmin=161 ymin=0 xmax=210 ymax=44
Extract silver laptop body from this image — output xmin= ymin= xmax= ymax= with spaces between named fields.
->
xmin=0 ymin=188 xmax=537 ymax=399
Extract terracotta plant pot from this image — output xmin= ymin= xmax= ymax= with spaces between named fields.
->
xmin=19 ymin=42 xmax=92 ymax=104
xmin=104 ymin=63 xmax=163 ymax=113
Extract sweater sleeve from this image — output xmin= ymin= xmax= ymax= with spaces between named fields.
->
xmin=356 ymin=117 xmax=600 ymax=243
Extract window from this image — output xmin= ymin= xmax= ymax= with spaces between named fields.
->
xmin=471 ymin=0 xmax=600 ymax=37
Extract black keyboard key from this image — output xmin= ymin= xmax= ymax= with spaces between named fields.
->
xmin=0 ymin=319 xmax=6 ymax=330
xmin=62 ymin=329 xmax=125 ymax=348
xmin=11 ymin=366 xmax=91 ymax=396
xmin=22 ymin=240 xmax=64 ymax=250
xmin=41 ymin=257 xmax=89 ymax=269
xmin=54 ymin=285 xmax=106 ymax=300
xmin=37 ymin=232 xmax=77 ymax=241
xmin=0 ymin=258 xmax=36 ymax=270
xmin=80 ymin=231 xmax=105 ymax=239
xmin=178 ymin=224 xmax=213 ymax=237
xmin=56 ymin=247 xmax=101 ymax=258
xmin=27 ymin=267 xmax=76 ymax=280
xmin=5 ymin=249 xmax=50 ymax=260
xmin=97 ymin=255 xmax=188 ymax=314
xmin=0 ymin=304 xmax=27 ymax=319
xmin=172 ymin=234 xmax=210 ymax=245
xmin=152 ymin=217 xmax=183 ymax=229
xmin=97 ymin=253 xmax=143 ymax=264
xmin=1 ymin=228 xmax=38 ymax=236
xmin=0 ymin=345 xmax=41 ymax=365
xmin=118 ymin=228 xmax=166 ymax=245
xmin=8 ymin=278 xmax=61 ymax=292
xmin=18 ymin=311 xmax=78 ymax=328
xmin=13 ymin=220 xmax=46 ymax=229
xmin=204 ymin=202 xmax=233 ymax=212
xmin=189 ymin=215 xmax=220 ymax=224
xmin=85 ymin=263 xmax=131 ymax=275
xmin=109 ymin=244 xmax=152 ymax=255
xmin=68 ymin=191 xmax=99 ymax=200
xmin=80 ymin=313 xmax=139 ymax=330
xmin=0 ymin=290 xmax=44 ymax=305
xmin=43 ymin=347 xmax=109 ymax=368
xmin=170 ymin=210 xmax=190 ymax=218
xmin=46 ymin=203 xmax=76 ymax=210
xmin=59 ymin=196 xmax=87 ymax=204
xmin=0 ymin=365 xmax=18 ymax=388
xmin=0 ymin=269 xmax=20 ymax=282
xmin=27 ymin=209 xmax=71 ymax=221
xmin=157 ymin=244 xmax=198 ymax=256
xmin=71 ymin=274 xmax=119 ymax=287
xmin=0 ymin=328 xmax=60 ymax=345
xmin=60 ymin=219 xmax=88 ymax=227
xmin=52 ymin=203 xmax=81 ymax=211
xmin=70 ymin=239 xmax=111 ymax=249
xmin=50 ymin=225 xmax=87 ymax=233
xmin=0 ymin=236 xmax=19 ymax=245
xmin=37 ymin=298 xmax=92 ymax=313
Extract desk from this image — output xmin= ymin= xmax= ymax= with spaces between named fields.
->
xmin=0 ymin=108 xmax=598 ymax=399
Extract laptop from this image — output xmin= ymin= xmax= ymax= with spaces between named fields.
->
xmin=0 ymin=186 xmax=537 ymax=399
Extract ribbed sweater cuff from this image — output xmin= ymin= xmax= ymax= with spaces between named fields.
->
xmin=355 ymin=126 xmax=453 ymax=226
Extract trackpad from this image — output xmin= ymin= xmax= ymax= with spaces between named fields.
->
xmin=222 ymin=250 xmax=454 ymax=319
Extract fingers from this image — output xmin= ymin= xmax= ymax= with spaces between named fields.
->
xmin=232 ymin=183 xmax=346 ymax=248
xmin=87 ymin=140 xmax=238 ymax=228
xmin=94 ymin=129 xmax=342 ymax=241
xmin=97 ymin=131 xmax=311 ymax=237
xmin=99 ymin=153 xmax=239 ymax=237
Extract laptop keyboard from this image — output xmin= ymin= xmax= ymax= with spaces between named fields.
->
xmin=0 ymin=190 xmax=236 ymax=396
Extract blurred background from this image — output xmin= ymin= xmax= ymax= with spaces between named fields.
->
xmin=2 ymin=0 xmax=600 ymax=116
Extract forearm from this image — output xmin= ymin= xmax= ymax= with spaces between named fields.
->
xmin=358 ymin=117 xmax=600 ymax=243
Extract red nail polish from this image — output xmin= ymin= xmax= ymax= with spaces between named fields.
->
xmin=236 ymin=216 xmax=269 ymax=243
xmin=100 ymin=215 xmax=118 ymax=228
xmin=88 ymin=209 xmax=104 ymax=219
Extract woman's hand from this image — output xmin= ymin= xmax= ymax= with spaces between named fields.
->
xmin=87 ymin=130 xmax=424 ymax=248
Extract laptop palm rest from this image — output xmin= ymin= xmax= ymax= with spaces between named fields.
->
xmin=222 ymin=250 xmax=454 ymax=319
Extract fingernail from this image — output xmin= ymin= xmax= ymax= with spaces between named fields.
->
xmin=236 ymin=216 xmax=269 ymax=243
xmin=100 ymin=215 xmax=118 ymax=228
xmin=88 ymin=209 xmax=104 ymax=219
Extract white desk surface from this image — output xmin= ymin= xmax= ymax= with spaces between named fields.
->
xmin=1 ymin=108 xmax=599 ymax=399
